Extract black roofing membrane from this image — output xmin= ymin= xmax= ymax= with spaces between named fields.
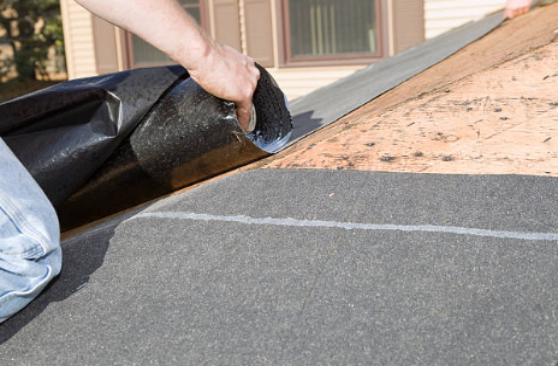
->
xmin=1 ymin=65 xmax=291 ymax=229
xmin=0 ymin=13 xmax=502 ymax=230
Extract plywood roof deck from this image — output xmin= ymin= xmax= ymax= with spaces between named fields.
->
xmin=263 ymin=3 xmax=558 ymax=176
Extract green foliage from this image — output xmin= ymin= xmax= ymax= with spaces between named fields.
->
xmin=0 ymin=0 xmax=66 ymax=80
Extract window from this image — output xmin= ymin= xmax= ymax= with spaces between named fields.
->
xmin=284 ymin=0 xmax=382 ymax=62
xmin=129 ymin=0 xmax=205 ymax=67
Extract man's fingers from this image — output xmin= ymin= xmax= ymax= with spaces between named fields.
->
xmin=505 ymin=4 xmax=530 ymax=19
xmin=236 ymin=100 xmax=252 ymax=132
xmin=253 ymin=64 xmax=261 ymax=81
xmin=190 ymin=44 xmax=259 ymax=132
xmin=504 ymin=8 xmax=513 ymax=18
xmin=505 ymin=7 xmax=521 ymax=18
xmin=237 ymin=57 xmax=258 ymax=132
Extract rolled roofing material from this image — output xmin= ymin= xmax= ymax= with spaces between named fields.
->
xmin=0 ymin=13 xmax=503 ymax=229
xmin=1 ymin=66 xmax=187 ymax=206
xmin=58 ymin=66 xmax=291 ymax=229
xmin=0 ymin=65 xmax=291 ymax=229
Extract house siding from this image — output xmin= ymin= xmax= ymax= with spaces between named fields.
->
xmin=424 ymin=0 xmax=505 ymax=39
xmin=269 ymin=65 xmax=368 ymax=101
xmin=60 ymin=0 xmax=97 ymax=79
xmin=59 ymin=0 xmax=506 ymax=99
xmin=242 ymin=0 xmax=275 ymax=67
xmin=208 ymin=0 xmax=242 ymax=51
xmin=393 ymin=0 xmax=425 ymax=53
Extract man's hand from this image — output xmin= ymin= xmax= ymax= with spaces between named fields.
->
xmin=75 ymin=0 xmax=259 ymax=132
xmin=504 ymin=0 xmax=534 ymax=19
xmin=188 ymin=43 xmax=260 ymax=132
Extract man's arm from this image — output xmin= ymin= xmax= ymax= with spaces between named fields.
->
xmin=505 ymin=0 xmax=535 ymax=19
xmin=75 ymin=0 xmax=260 ymax=131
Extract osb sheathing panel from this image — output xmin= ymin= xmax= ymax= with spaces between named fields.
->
xmin=263 ymin=4 xmax=558 ymax=176
xmin=268 ymin=42 xmax=558 ymax=175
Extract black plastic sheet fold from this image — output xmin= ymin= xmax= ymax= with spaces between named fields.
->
xmin=0 ymin=65 xmax=292 ymax=230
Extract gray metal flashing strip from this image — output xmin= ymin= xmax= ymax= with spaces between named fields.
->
xmin=288 ymin=11 xmax=504 ymax=142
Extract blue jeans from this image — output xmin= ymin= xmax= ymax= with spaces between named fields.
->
xmin=0 ymin=138 xmax=61 ymax=323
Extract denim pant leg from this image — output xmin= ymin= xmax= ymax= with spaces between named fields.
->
xmin=0 ymin=138 xmax=62 ymax=324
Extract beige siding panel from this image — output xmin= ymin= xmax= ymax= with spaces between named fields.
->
xmin=92 ymin=16 xmax=119 ymax=75
xmin=66 ymin=27 xmax=94 ymax=35
xmin=424 ymin=0 xmax=505 ymax=39
xmin=239 ymin=0 xmax=247 ymax=53
xmin=209 ymin=0 xmax=242 ymax=51
xmin=72 ymin=55 xmax=96 ymax=63
xmin=67 ymin=11 xmax=91 ymax=19
xmin=242 ymin=0 xmax=275 ymax=67
xmin=393 ymin=0 xmax=425 ymax=54
xmin=72 ymin=44 xmax=96 ymax=51
xmin=70 ymin=35 xmax=96 ymax=43
xmin=269 ymin=65 xmax=367 ymax=101
xmin=60 ymin=0 xmax=97 ymax=79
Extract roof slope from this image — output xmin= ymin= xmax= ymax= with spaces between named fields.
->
xmin=2 ymin=170 xmax=558 ymax=364
xmin=3 ymin=6 xmax=558 ymax=365
xmin=267 ymin=3 xmax=558 ymax=176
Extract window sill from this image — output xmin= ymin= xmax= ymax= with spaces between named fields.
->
xmin=279 ymin=56 xmax=384 ymax=69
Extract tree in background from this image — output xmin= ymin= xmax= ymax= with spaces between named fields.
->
xmin=0 ymin=0 xmax=65 ymax=80
xmin=0 ymin=49 xmax=14 ymax=81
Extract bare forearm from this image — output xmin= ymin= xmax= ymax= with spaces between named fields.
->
xmin=75 ymin=0 xmax=212 ymax=70
xmin=76 ymin=0 xmax=260 ymax=131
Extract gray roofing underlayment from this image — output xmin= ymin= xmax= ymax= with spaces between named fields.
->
xmin=1 ymin=170 xmax=558 ymax=364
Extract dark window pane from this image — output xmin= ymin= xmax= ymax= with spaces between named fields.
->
xmin=132 ymin=1 xmax=201 ymax=65
xmin=179 ymin=0 xmax=200 ymax=5
xmin=184 ymin=7 xmax=201 ymax=23
xmin=289 ymin=0 xmax=377 ymax=58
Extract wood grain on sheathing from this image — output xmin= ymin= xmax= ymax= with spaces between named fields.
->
xmin=264 ymin=4 xmax=558 ymax=177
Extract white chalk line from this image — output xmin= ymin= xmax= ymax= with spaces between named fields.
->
xmin=62 ymin=222 xmax=118 ymax=244
xmin=133 ymin=212 xmax=558 ymax=242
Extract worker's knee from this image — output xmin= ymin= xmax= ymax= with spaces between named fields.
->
xmin=0 ymin=214 xmax=62 ymax=324
xmin=0 ymin=249 xmax=62 ymax=324
xmin=0 ymin=138 xmax=62 ymax=324
xmin=0 ymin=200 xmax=62 ymax=324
